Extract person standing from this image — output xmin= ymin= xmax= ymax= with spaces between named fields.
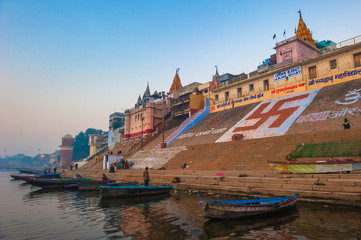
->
xmin=143 ymin=167 xmax=150 ymax=186
xmin=343 ymin=118 xmax=350 ymax=130
xmin=53 ymin=166 xmax=57 ymax=173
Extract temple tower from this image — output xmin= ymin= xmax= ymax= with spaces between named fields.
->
xmin=296 ymin=10 xmax=315 ymax=47
xmin=169 ymin=68 xmax=183 ymax=94
xmin=60 ymin=134 xmax=74 ymax=168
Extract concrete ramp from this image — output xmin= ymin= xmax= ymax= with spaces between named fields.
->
xmin=128 ymin=146 xmax=187 ymax=170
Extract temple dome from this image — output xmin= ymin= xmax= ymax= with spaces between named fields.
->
xmin=62 ymin=134 xmax=74 ymax=139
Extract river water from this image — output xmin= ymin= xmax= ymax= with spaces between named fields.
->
xmin=1 ymin=170 xmax=361 ymax=240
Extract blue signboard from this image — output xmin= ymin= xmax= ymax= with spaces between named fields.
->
xmin=273 ymin=66 xmax=302 ymax=82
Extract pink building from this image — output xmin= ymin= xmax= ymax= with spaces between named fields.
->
xmin=124 ymin=83 xmax=171 ymax=139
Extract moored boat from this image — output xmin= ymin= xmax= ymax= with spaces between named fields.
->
xmin=269 ymin=159 xmax=361 ymax=173
xmin=198 ymin=194 xmax=298 ymax=219
xmin=99 ymin=185 xmax=173 ymax=198
xmin=11 ymin=173 xmax=62 ymax=180
xmin=18 ymin=169 xmax=44 ymax=174
xmin=76 ymin=180 xmax=118 ymax=191
xmin=24 ymin=178 xmax=91 ymax=189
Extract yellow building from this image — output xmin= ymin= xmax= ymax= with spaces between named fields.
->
xmin=210 ymin=14 xmax=361 ymax=113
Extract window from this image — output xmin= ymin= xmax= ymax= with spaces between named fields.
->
xmin=330 ymin=59 xmax=337 ymax=70
xmin=263 ymin=79 xmax=269 ymax=91
xmin=237 ymin=88 xmax=242 ymax=98
xmin=249 ymin=84 xmax=254 ymax=92
xmin=354 ymin=53 xmax=361 ymax=68
xmin=225 ymin=92 xmax=229 ymax=101
xmin=309 ymin=66 xmax=317 ymax=79
xmin=215 ymin=94 xmax=218 ymax=102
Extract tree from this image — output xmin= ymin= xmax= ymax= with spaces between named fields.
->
xmin=72 ymin=128 xmax=103 ymax=161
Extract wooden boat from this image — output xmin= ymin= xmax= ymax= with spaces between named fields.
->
xmin=10 ymin=173 xmax=62 ymax=180
xmin=18 ymin=169 xmax=44 ymax=174
xmin=198 ymin=194 xmax=298 ymax=219
xmin=11 ymin=174 xmax=36 ymax=180
xmin=24 ymin=178 xmax=91 ymax=189
xmin=99 ymin=185 xmax=173 ymax=198
xmin=269 ymin=159 xmax=361 ymax=174
xmin=76 ymin=180 xmax=118 ymax=191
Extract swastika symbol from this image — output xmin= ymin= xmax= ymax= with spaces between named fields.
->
xmin=233 ymin=94 xmax=309 ymax=132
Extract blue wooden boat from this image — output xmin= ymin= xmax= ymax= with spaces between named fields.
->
xmin=99 ymin=185 xmax=173 ymax=198
xmin=76 ymin=180 xmax=118 ymax=191
xmin=10 ymin=173 xmax=62 ymax=180
xmin=18 ymin=169 xmax=44 ymax=174
xmin=24 ymin=178 xmax=91 ymax=189
xmin=199 ymin=194 xmax=298 ymax=219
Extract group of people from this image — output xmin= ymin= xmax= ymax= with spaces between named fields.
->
xmin=69 ymin=163 xmax=78 ymax=171
xmin=44 ymin=166 xmax=57 ymax=174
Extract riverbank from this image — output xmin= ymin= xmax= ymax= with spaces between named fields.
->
xmin=63 ymin=167 xmax=361 ymax=207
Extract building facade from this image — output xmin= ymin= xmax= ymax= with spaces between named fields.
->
xmin=108 ymin=112 xmax=125 ymax=147
xmin=124 ymin=83 xmax=171 ymax=139
xmin=209 ymin=13 xmax=361 ymax=113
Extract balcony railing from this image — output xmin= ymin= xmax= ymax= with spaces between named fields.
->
xmin=319 ymin=35 xmax=361 ymax=54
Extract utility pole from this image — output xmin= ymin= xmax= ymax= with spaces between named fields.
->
xmin=161 ymin=91 xmax=168 ymax=148
xmin=141 ymin=115 xmax=144 ymax=150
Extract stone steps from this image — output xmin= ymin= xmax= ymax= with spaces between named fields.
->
xmin=72 ymin=168 xmax=361 ymax=203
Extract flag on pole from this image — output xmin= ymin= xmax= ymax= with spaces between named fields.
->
xmin=273 ymin=33 xmax=276 ymax=40
xmin=283 ymin=30 xmax=286 ymax=36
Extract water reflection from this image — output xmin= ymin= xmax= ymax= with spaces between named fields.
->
xmin=2 ymin=168 xmax=361 ymax=240
xmin=100 ymin=194 xmax=189 ymax=240
xmin=99 ymin=193 xmax=171 ymax=208
xmin=201 ymin=209 xmax=299 ymax=239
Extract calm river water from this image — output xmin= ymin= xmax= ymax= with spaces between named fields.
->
xmin=1 ymin=170 xmax=361 ymax=240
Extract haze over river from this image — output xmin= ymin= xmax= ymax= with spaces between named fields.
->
xmin=1 ymin=170 xmax=361 ymax=239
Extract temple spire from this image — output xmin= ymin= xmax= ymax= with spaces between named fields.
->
xmin=296 ymin=10 xmax=315 ymax=47
xmin=143 ymin=81 xmax=151 ymax=98
xmin=169 ymin=68 xmax=182 ymax=94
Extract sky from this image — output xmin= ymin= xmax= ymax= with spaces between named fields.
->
xmin=1 ymin=0 xmax=361 ymax=157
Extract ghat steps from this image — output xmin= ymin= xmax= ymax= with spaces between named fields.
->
xmin=128 ymin=146 xmax=187 ymax=169
xmin=70 ymin=169 xmax=361 ymax=204
xmin=165 ymin=127 xmax=361 ymax=171
xmin=154 ymin=110 xmax=203 ymax=150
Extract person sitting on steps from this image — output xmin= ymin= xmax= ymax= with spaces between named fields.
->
xmin=343 ymin=118 xmax=350 ymax=130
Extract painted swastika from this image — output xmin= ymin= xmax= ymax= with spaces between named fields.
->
xmin=216 ymin=89 xmax=320 ymax=143
xmin=233 ymin=94 xmax=309 ymax=132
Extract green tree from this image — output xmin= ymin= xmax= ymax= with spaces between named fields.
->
xmin=72 ymin=128 xmax=103 ymax=161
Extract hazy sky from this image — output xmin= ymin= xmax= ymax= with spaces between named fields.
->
xmin=1 ymin=0 xmax=361 ymax=156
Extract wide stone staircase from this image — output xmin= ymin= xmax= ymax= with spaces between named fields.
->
xmin=127 ymin=146 xmax=187 ymax=169
xmin=71 ymin=168 xmax=361 ymax=205
xmin=164 ymin=128 xmax=361 ymax=171
xmin=153 ymin=110 xmax=204 ymax=149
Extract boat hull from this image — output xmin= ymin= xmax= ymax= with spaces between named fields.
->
xmin=76 ymin=180 xmax=119 ymax=191
xmin=199 ymin=194 xmax=298 ymax=219
xmin=269 ymin=160 xmax=361 ymax=173
xmin=24 ymin=178 xmax=91 ymax=189
xmin=100 ymin=185 xmax=173 ymax=198
xmin=11 ymin=173 xmax=62 ymax=180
